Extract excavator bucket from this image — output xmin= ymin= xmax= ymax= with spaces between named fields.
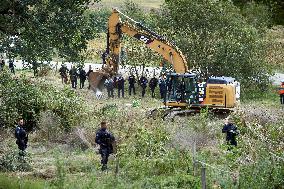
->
xmin=88 ymin=71 xmax=109 ymax=92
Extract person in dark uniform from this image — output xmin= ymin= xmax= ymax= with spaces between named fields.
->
xmin=104 ymin=77 xmax=114 ymax=98
xmin=86 ymin=65 xmax=94 ymax=89
xmin=59 ymin=64 xmax=69 ymax=84
xmin=95 ymin=121 xmax=115 ymax=171
xmin=159 ymin=75 xmax=167 ymax=103
xmin=128 ymin=74 xmax=136 ymax=96
xmin=222 ymin=117 xmax=239 ymax=148
xmin=139 ymin=75 xmax=148 ymax=97
xmin=15 ymin=118 xmax=28 ymax=157
xmin=8 ymin=59 xmax=15 ymax=74
xmin=166 ymin=76 xmax=173 ymax=99
xmin=117 ymin=75 xmax=125 ymax=98
xmin=0 ymin=58 xmax=5 ymax=71
xmin=69 ymin=66 xmax=78 ymax=89
xmin=149 ymin=76 xmax=158 ymax=98
xmin=78 ymin=67 xmax=87 ymax=89
xmin=178 ymin=79 xmax=186 ymax=102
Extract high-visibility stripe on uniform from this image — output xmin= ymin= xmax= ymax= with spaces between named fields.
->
xmin=279 ymin=84 xmax=284 ymax=95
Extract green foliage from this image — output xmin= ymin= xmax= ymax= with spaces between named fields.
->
xmin=0 ymin=151 xmax=32 ymax=172
xmin=0 ymin=69 xmax=85 ymax=130
xmin=232 ymin=0 xmax=284 ymax=25
xmin=0 ymin=0 xmax=101 ymax=64
xmin=159 ymin=0 xmax=272 ymax=88
xmin=0 ymin=173 xmax=47 ymax=189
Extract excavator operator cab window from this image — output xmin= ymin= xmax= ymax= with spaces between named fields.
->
xmin=167 ymin=73 xmax=198 ymax=104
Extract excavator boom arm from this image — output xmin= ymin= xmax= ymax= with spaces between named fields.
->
xmin=107 ymin=9 xmax=188 ymax=74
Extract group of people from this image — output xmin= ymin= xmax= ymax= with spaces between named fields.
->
xmin=0 ymin=58 xmax=16 ymax=74
xmin=59 ymin=64 xmax=93 ymax=89
xmin=59 ymin=63 xmax=173 ymax=100
xmin=15 ymin=115 xmax=239 ymax=171
xmin=104 ymin=74 xmax=170 ymax=100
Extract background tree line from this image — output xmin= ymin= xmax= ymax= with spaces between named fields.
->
xmin=0 ymin=0 xmax=283 ymax=89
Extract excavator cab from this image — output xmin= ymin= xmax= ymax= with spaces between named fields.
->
xmin=166 ymin=73 xmax=199 ymax=107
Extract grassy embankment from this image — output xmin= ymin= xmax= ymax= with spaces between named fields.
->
xmin=0 ymin=69 xmax=283 ymax=188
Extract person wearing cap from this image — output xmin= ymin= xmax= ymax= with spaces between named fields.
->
xmin=117 ymin=75 xmax=125 ymax=98
xmin=69 ymin=65 xmax=78 ymax=89
xmin=59 ymin=64 xmax=69 ymax=84
xmin=279 ymin=80 xmax=284 ymax=104
xmin=95 ymin=121 xmax=115 ymax=171
xmin=222 ymin=117 xmax=239 ymax=148
xmin=15 ymin=118 xmax=28 ymax=157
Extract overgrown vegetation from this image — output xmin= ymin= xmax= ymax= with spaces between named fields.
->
xmin=0 ymin=0 xmax=283 ymax=188
xmin=0 ymin=69 xmax=85 ymax=130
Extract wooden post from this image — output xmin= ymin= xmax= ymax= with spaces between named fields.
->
xmin=192 ymin=140 xmax=197 ymax=176
xmin=201 ymin=165 xmax=206 ymax=189
xmin=115 ymin=154 xmax=119 ymax=177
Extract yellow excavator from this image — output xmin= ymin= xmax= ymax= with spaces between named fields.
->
xmin=89 ymin=9 xmax=240 ymax=117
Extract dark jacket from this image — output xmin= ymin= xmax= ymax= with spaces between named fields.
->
xmin=59 ymin=66 xmax=69 ymax=76
xmin=79 ymin=69 xmax=87 ymax=80
xmin=159 ymin=78 xmax=167 ymax=91
xmin=69 ymin=68 xmax=78 ymax=81
xmin=15 ymin=126 xmax=28 ymax=146
xmin=139 ymin=76 xmax=148 ymax=88
xmin=95 ymin=128 xmax=115 ymax=153
xmin=149 ymin=77 xmax=158 ymax=89
xmin=117 ymin=76 xmax=125 ymax=89
xmin=222 ymin=123 xmax=239 ymax=146
xmin=128 ymin=75 xmax=136 ymax=86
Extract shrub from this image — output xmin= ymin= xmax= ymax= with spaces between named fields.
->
xmin=0 ymin=69 xmax=85 ymax=131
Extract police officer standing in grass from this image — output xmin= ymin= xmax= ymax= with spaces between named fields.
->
xmin=128 ymin=74 xmax=136 ymax=96
xmin=149 ymin=76 xmax=158 ymax=98
xmin=222 ymin=117 xmax=239 ymax=149
xmin=59 ymin=64 xmax=69 ymax=84
xmin=78 ymin=67 xmax=87 ymax=89
xmin=0 ymin=57 xmax=5 ymax=71
xmin=117 ymin=75 xmax=125 ymax=98
xmin=15 ymin=118 xmax=28 ymax=157
xmin=104 ymin=76 xmax=114 ymax=98
xmin=95 ymin=121 xmax=115 ymax=171
xmin=9 ymin=59 xmax=15 ymax=74
xmin=159 ymin=75 xmax=167 ymax=103
xmin=69 ymin=65 xmax=78 ymax=89
xmin=139 ymin=75 xmax=148 ymax=98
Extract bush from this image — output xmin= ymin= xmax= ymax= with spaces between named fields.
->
xmin=0 ymin=69 xmax=85 ymax=131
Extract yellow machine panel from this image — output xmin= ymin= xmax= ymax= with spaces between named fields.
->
xmin=203 ymin=84 xmax=236 ymax=108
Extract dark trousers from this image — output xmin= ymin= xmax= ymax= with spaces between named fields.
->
xmin=160 ymin=90 xmax=167 ymax=103
xmin=280 ymin=94 xmax=284 ymax=104
xmin=129 ymin=85 xmax=135 ymax=95
xmin=61 ymin=75 xmax=68 ymax=84
xmin=118 ymin=87 xmax=124 ymax=98
xmin=16 ymin=140 xmax=27 ymax=156
xmin=107 ymin=88 xmax=114 ymax=98
xmin=71 ymin=79 xmax=77 ymax=89
xmin=9 ymin=67 xmax=15 ymax=74
xmin=150 ymin=88 xmax=155 ymax=98
xmin=100 ymin=148 xmax=110 ymax=171
xmin=80 ymin=79 xmax=85 ymax=89
xmin=141 ymin=87 xmax=146 ymax=97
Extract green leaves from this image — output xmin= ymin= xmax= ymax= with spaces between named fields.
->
xmin=0 ymin=70 xmax=85 ymax=130
xmin=157 ymin=0 xmax=273 ymax=88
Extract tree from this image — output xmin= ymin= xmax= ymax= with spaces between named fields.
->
xmin=0 ymin=0 xmax=100 ymax=66
xmin=157 ymin=0 xmax=272 ymax=88
xmin=232 ymin=0 xmax=284 ymax=25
